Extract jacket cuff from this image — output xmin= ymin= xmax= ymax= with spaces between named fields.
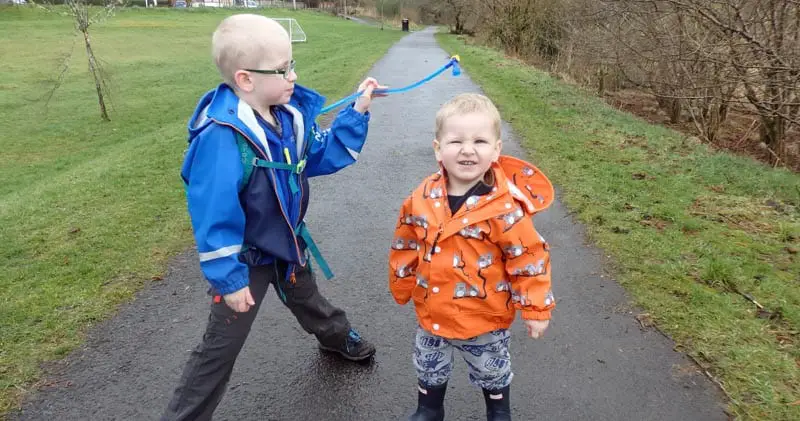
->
xmin=214 ymin=275 xmax=250 ymax=296
xmin=346 ymin=103 xmax=371 ymax=122
xmin=521 ymin=309 xmax=551 ymax=321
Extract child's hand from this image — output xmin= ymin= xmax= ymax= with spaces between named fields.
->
xmin=353 ymin=77 xmax=388 ymax=114
xmin=525 ymin=320 xmax=550 ymax=339
xmin=223 ymin=286 xmax=256 ymax=312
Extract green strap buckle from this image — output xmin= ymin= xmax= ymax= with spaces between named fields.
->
xmin=295 ymin=158 xmax=306 ymax=174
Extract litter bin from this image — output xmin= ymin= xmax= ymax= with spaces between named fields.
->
xmin=402 ymin=19 xmax=409 ymax=32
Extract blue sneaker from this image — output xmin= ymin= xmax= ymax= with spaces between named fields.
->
xmin=319 ymin=328 xmax=376 ymax=361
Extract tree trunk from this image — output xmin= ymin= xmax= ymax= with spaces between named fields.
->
xmin=669 ymin=98 xmax=681 ymax=124
xmin=760 ymin=115 xmax=787 ymax=164
xmin=597 ymin=66 xmax=606 ymax=95
xmin=454 ymin=11 xmax=463 ymax=34
xmin=82 ymin=29 xmax=110 ymax=121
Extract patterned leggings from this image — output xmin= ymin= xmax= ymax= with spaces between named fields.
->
xmin=414 ymin=327 xmax=513 ymax=391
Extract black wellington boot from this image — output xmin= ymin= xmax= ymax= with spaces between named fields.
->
xmin=482 ymin=385 xmax=511 ymax=421
xmin=408 ymin=382 xmax=447 ymax=421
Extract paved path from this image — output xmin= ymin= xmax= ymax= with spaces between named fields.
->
xmin=11 ymin=28 xmax=727 ymax=421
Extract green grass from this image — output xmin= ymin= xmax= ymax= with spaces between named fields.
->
xmin=0 ymin=6 xmax=402 ymax=414
xmin=437 ymin=34 xmax=800 ymax=420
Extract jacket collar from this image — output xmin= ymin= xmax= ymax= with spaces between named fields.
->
xmin=188 ymin=83 xmax=326 ymax=160
xmin=426 ymin=156 xmax=554 ymax=240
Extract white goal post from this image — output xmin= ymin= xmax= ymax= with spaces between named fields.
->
xmin=271 ymin=17 xmax=307 ymax=43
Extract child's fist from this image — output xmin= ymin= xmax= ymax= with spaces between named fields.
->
xmin=525 ymin=320 xmax=550 ymax=339
xmin=353 ymin=77 xmax=388 ymax=114
xmin=223 ymin=286 xmax=256 ymax=313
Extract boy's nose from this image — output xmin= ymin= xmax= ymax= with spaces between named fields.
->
xmin=287 ymin=69 xmax=298 ymax=83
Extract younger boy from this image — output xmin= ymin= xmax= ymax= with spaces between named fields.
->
xmin=162 ymin=14 xmax=384 ymax=421
xmin=389 ymin=93 xmax=556 ymax=421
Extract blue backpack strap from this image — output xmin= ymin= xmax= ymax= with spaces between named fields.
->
xmin=236 ymin=123 xmax=330 ymax=280
xmin=252 ymin=157 xmax=306 ymax=174
xmin=296 ymin=222 xmax=334 ymax=280
xmin=236 ymin=133 xmax=256 ymax=192
xmin=236 ymin=133 xmax=307 ymax=193
xmin=252 ymin=157 xmax=305 ymax=194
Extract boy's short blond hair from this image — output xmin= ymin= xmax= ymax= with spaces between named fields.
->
xmin=435 ymin=93 xmax=502 ymax=140
xmin=212 ymin=14 xmax=289 ymax=86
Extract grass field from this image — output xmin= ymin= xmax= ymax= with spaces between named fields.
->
xmin=437 ymin=33 xmax=800 ymax=420
xmin=0 ymin=6 xmax=402 ymax=414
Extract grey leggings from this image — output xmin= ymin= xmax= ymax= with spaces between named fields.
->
xmin=414 ymin=327 xmax=513 ymax=391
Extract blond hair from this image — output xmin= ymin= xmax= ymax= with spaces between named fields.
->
xmin=211 ymin=14 xmax=289 ymax=86
xmin=435 ymin=93 xmax=501 ymax=140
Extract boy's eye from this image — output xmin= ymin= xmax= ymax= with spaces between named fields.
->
xmin=449 ymin=140 xmax=462 ymax=144
xmin=475 ymin=139 xmax=488 ymax=144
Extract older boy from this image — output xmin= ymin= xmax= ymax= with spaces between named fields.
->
xmin=162 ymin=14 xmax=384 ymax=421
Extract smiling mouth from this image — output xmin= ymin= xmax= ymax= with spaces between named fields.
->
xmin=457 ymin=160 xmax=477 ymax=166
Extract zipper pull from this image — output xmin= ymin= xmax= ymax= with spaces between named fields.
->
xmin=431 ymin=225 xmax=444 ymax=250
xmin=283 ymin=147 xmax=292 ymax=164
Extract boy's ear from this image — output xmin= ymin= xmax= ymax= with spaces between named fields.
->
xmin=433 ymin=139 xmax=442 ymax=162
xmin=233 ymin=70 xmax=253 ymax=93
xmin=493 ymin=138 xmax=503 ymax=162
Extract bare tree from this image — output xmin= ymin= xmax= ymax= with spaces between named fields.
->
xmin=601 ymin=2 xmax=740 ymax=140
xmin=437 ymin=0 xmax=476 ymax=35
xmin=422 ymin=0 xmax=798 ymax=163
xmin=687 ymin=0 xmax=797 ymax=161
xmin=69 ymin=0 xmax=117 ymax=121
xmin=37 ymin=0 xmax=117 ymax=121
xmin=481 ymin=0 xmax=565 ymax=57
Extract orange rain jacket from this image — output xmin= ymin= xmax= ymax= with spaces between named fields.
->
xmin=389 ymin=156 xmax=555 ymax=339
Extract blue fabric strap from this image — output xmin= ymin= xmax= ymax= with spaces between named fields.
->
xmin=296 ymin=222 xmax=334 ymax=280
xmin=319 ymin=56 xmax=461 ymax=114
xmin=251 ymin=157 xmax=306 ymax=194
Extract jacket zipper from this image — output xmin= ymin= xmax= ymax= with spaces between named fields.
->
xmin=213 ymin=120 xmax=306 ymax=265
xmin=431 ymin=226 xmax=444 ymax=255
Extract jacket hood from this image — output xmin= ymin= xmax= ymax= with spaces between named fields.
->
xmin=494 ymin=155 xmax=554 ymax=214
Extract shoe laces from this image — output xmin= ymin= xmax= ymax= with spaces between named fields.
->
xmin=347 ymin=328 xmax=362 ymax=344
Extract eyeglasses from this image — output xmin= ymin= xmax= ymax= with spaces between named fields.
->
xmin=244 ymin=60 xmax=296 ymax=80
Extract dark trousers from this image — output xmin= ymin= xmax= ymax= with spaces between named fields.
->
xmin=160 ymin=262 xmax=350 ymax=421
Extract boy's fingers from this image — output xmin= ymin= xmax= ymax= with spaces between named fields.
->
xmin=526 ymin=321 xmax=548 ymax=339
xmin=358 ymin=78 xmax=374 ymax=92
xmin=245 ymin=288 xmax=256 ymax=306
xmin=361 ymin=83 xmax=376 ymax=98
xmin=375 ymin=84 xmax=390 ymax=97
xmin=225 ymin=295 xmax=251 ymax=313
xmin=358 ymin=78 xmax=387 ymax=97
